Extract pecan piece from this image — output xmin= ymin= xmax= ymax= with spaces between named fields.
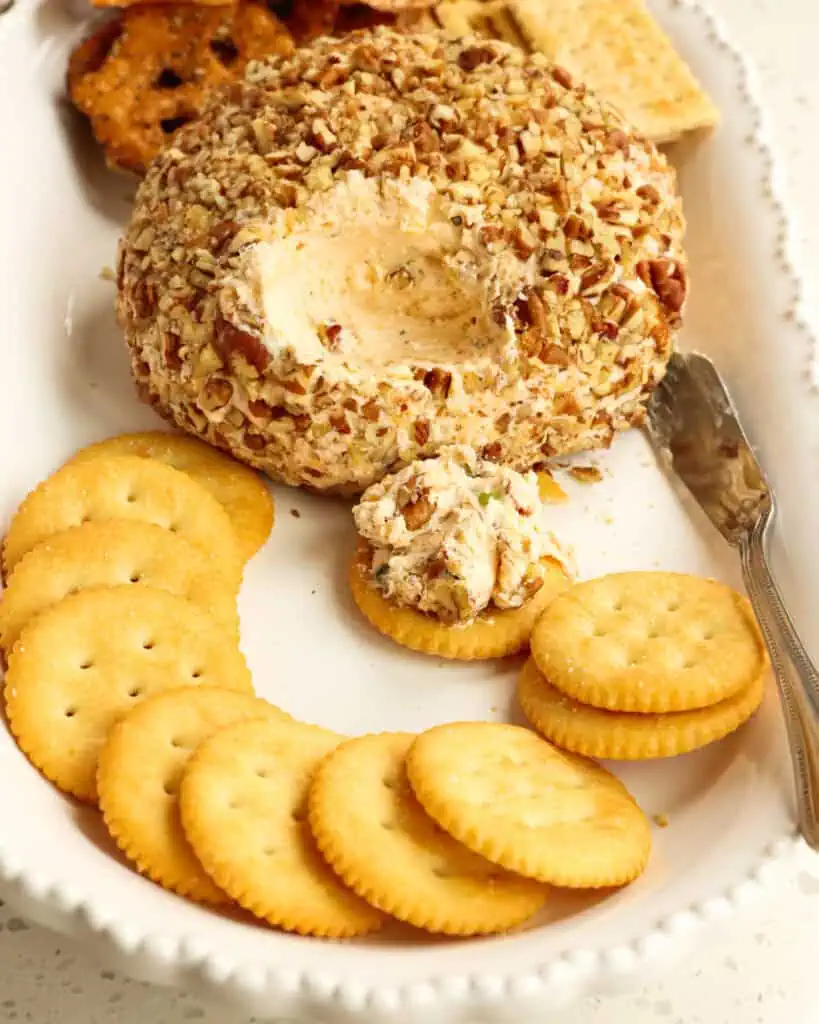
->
xmin=163 ymin=332 xmax=183 ymax=372
xmin=541 ymin=344 xmax=571 ymax=367
xmin=458 ymin=44 xmax=497 ymax=71
xmin=552 ymin=65 xmax=574 ymax=89
xmin=199 ymin=377 xmax=232 ymax=412
xmin=210 ymin=220 xmax=239 ymax=252
xmin=402 ymin=494 xmax=434 ymax=530
xmin=637 ymin=259 xmax=687 ymax=313
xmin=414 ymin=419 xmax=431 ymax=446
xmin=423 ymin=368 xmax=452 ymax=398
xmin=215 ymin=317 xmax=270 ymax=374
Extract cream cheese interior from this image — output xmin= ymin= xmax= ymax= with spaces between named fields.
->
xmin=254 ymin=174 xmax=510 ymax=372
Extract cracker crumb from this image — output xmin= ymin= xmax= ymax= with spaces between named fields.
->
xmin=99 ymin=266 xmax=116 ymax=283
xmin=653 ymin=812 xmax=669 ymax=828
xmin=290 ymin=509 xmax=301 ymax=518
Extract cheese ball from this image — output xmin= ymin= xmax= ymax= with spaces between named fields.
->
xmin=117 ymin=29 xmax=687 ymax=495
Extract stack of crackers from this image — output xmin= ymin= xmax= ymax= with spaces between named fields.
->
xmin=67 ymin=0 xmax=717 ymax=174
xmin=519 ymin=573 xmax=767 ymax=760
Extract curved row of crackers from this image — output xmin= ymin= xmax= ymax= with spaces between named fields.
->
xmin=99 ymin=690 xmax=652 ymax=938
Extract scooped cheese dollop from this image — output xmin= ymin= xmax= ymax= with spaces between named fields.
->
xmin=353 ymin=446 xmax=574 ymax=624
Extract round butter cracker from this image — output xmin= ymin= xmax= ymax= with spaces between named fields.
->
xmin=309 ymin=732 xmax=547 ymax=935
xmin=518 ymin=657 xmax=766 ymax=759
xmin=0 ymin=520 xmax=239 ymax=654
xmin=179 ymin=717 xmax=383 ymax=937
xmin=67 ymin=432 xmax=274 ymax=562
xmin=349 ymin=542 xmax=571 ymax=660
xmin=406 ymin=722 xmax=651 ymax=889
xmin=531 ymin=572 xmax=767 ymax=712
xmin=3 ymin=455 xmax=241 ymax=584
xmin=98 ymin=687 xmax=291 ymax=904
xmin=5 ymin=585 xmax=252 ymax=802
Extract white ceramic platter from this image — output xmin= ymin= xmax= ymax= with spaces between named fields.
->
xmin=0 ymin=0 xmax=817 ymax=1020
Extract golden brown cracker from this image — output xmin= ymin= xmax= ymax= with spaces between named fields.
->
xmin=349 ymin=542 xmax=570 ymax=660
xmin=5 ymin=585 xmax=252 ymax=802
xmin=179 ymin=718 xmax=383 ymax=937
xmin=0 ymin=520 xmax=238 ymax=654
xmin=67 ymin=4 xmax=294 ymax=175
xmin=97 ymin=688 xmax=291 ymax=904
xmin=68 ymin=432 xmax=274 ymax=562
xmin=308 ymin=732 xmax=547 ymax=935
xmin=3 ymin=455 xmax=240 ymax=583
xmin=407 ymin=722 xmax=651 ymax=888
xmin=508 ymin=0 xmax=718 ymax=142
xmin=530 ymin=572 xmax=767 ymax=713
xmin=518 ymin=657 xmax=766 ymax=760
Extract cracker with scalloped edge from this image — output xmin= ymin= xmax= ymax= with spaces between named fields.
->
xmin=98 ymin=687 xmax=291 ymax=904
xmin=0 ymin=520 xmax=238 ymax=655
xmin=67 ymin=432 xmax=274 ymax=562
xmin=179 ymin=717 xmax=384 ymax=937
xmin=530 ymin=572 xmax=767 ymax=713
xmin=308 ymin=732 xmax=547 ymax=935
xmin=5 ymin=585 xmax=252 ymax=803
xmin=349 ymin=541 xmax=570 ymax=660
xmin=407 ymin=722 xmax=651 ymax=888
xmin=3 ymin=455 xmax=241 ymax=584
xmin=518 ymin=657 xmax=765 ymax=759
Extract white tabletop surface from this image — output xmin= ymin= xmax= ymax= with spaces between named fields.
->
xmin=2 ymin=0 xmax=819 ymax=1021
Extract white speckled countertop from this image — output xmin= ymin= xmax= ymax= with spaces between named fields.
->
xmin=1 ymin=0 xmax=818 ymax=1021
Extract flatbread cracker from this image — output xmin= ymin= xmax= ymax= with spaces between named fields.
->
xmin=518 ymin=657 xmax=766 ymax=759
xmin=530 ymin=572 xmax=768 ymax=713
xmin=407 ymin=723 xmax=651 ymax=888
xmin=3 ymin=455 xmax=241 ymax=584
xmin=5 ymin=585 xmax=252 ymax=802
xmin=309 ymin=733 xmax=547 ymax=935
xmin=67 ymin=432 xmax=274 ymax=562
xmin=98 ymin=688 xmax=291 ymax=903
xmin=0 ymin=520 xmax=238 ymax=654
xmin=179 ymin=718 xmax=383 ymax=937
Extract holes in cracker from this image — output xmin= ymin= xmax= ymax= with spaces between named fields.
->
xmin=190 ymin=668 xmax=204 ymax=680
xmin=155 ymin=68 xmax=184 ymax=90
xmin=209 ymin=37 xmax=239 ymax=66
xmin=128 ymin=687 xmax=143 ymax=698
xmin=266 ymin=0 xmax=294 ymax=20
xmin=170 ymin=737 xmax=187 ymax=749
xmin=64 ymin=707 xmax=77 ymax=719
xmin=291 ymin=808 xmax=306 ymax=824
xmin=79 ymin=658 xmax=94 ymax=671
xmin=129 ymin=572 xmax=142 ymax=584
xmin=125 ymin=492 xmax=138 ymax=504
xmin=263 ymin=845 xmax=277 ymax=857
xmin=163 ymin=781 xmax=176 ymax=797
xmin=142 ymin=639 xmax=155 ymax=651
xmin=160 ymin=116 xmax=193 ymax=136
